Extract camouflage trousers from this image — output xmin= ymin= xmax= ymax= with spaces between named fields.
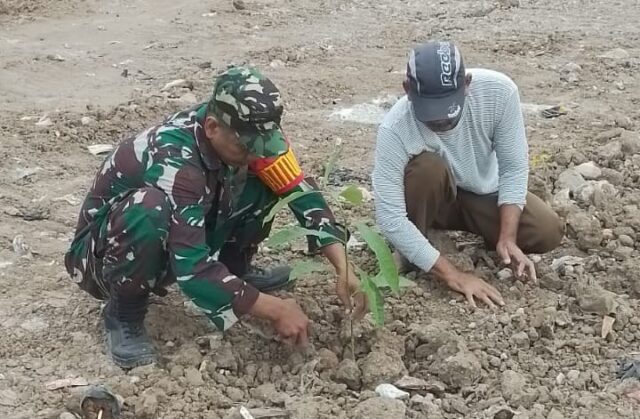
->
xmin=68 ymin=176 xmax=278 ymax=301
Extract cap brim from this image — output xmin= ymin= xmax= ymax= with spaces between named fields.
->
xmin=409 ymin=88 xmax=466 ymax=123
xmin=238 ymin=127 xmax=289 ymax=158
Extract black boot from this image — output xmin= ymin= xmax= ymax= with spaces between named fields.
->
xmin=242 ymin=265 xmax=294 ymax=292
xmin=220 ymin=242 xmax=295 ymax=292
xmin=103 ymin=293 xmax=156 ymax=369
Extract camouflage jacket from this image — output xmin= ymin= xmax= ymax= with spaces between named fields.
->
xmin=68 ymin=103 xmax=342 ymax=329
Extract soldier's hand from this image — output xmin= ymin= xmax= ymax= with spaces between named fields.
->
xmin=336 ymin=264 xmax=368 ymax=320
xmin=250 ymin=294 xmax=310 ymax=347
xmin=272 ymin=298 xmax=310 ymax=347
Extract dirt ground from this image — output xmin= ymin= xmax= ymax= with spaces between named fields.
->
xmin=2 ymin=0 xmax=640 ymax=418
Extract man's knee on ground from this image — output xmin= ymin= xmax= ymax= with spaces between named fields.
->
xmin=523 ymin=211 xmax=565 ymax=254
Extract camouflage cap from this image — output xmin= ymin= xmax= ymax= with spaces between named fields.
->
xmin=208 ymin=66 xmax=288 ymax=158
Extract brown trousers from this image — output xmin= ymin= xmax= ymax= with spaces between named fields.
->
xmin=405 ymin=152 xmax=564 ymax=253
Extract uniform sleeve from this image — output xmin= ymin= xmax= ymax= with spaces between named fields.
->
xmin=372 ymin=126 xmax=441 ymax=272
xmin=250 ymin=147 xmax=347 ymax=251
xmin=146 ymin=134 xmax=258 ymax=331
xmin=284 ymin=177 xmax=347 ymax=251
xmin=494 ymin=89 xmax=529 ymax=208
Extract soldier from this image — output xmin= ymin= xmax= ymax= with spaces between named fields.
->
xmin=65 ymin=66 xmax=365 ymax=369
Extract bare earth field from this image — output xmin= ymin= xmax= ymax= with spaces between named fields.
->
xmin=1 ymin=0 xmax=640 ymax=418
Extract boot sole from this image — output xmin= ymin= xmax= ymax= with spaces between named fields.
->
xmin=104 ymin=333 xmax=157 ymax=370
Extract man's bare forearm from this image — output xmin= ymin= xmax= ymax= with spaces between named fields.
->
xmin=498 ymin=204 xmax=522 ymax=243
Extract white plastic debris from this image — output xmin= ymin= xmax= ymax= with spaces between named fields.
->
xmin=45 ymin=377 xmax=89 ymax=391
xmin=12 ymin=235 xmax=31 ymax=258
xmin=161 ymin=79 xmax=193 ymax=91
xmin=375 ymin=383 xmax=410 ymax=400
xmin=239 ymin=406 xmax=255 ymax=419
xmin=358 ymin=186 xmax=373 ymax=202
xmin=35 ymin=115 xmax=53 ymax=127
xmin=87 ymin=144 xmax=114 ymax=156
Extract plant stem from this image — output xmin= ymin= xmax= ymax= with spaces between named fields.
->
xmin=343 ymin=225 xmax=356 ymax=359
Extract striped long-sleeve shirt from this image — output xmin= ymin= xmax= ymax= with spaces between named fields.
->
xmin=372 ymin=68 xmax=529 ymax=272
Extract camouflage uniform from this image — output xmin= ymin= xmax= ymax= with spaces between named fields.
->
xmin=65 ymin=66 xmax=344 ymax=331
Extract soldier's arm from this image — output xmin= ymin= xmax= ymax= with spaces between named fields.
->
xmin=250 ymin=147 xmax=347 ymax=250
xmin=147 ymin=135 xmax=259 ymax=330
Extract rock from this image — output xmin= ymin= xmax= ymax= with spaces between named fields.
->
xmin=621 ymin=130 xmax=640 ymax=155
xmin=251 ymin=383 xmax=288 ymax=406
xmin=539 ymin=271 xmax=565 ymax=292
xmin=501 ymin=370 xmax=527 ymax=404
xmin=596 ymin=128 xmax=624 ymax=143
xmin=510 ymin=331 xmax=531 ymax=348
xmin=592 ymin=181 xmax=617 ymax=209
xmin=574 ymin=180 xmax=617 ymax=208
xmin=547 ymin=408 xmax=565 ymax=419
xmin=598 ymin=48 xmax=630 ymax=60
xmin=566 ymin=212 xmax=603 ymax=251
xmin=575 ymin=284 xmax=618 ymax=315
xmin=597 ymin=141 xmax=623 ymax=161
xmin=370 ymin=329 xmax=406 ymax=357
xmin=232 ymin=0 xmax=246 ymax=10
xmin=316 ymin=348 xmax=339 ymax=372
xmin=216 ymin=345 xmax=238 ymax=372
xmin=574 ymin=162 xmax=601 ymax=179
xmin=0 ymin=389 xmax=18 ymax=406
xmin=436 ymin=350 xmax=481 ymax=388
xmin=80 ymin=116 xmax=95 ymax=126
xmin=173 ymin=344 xmax=203 ymax=367
xmin=562 ymin=62 xmax=582 ymax=73
xmin=600 ymin=168 xmax=625 ymax=185
xmin=410 ymin=323 xmax=460 ymax=359
xmin=226 ymin=387 xmax=245 ymax=402
xmin=353 ymin=397 xmax=406 ymax=419
xmin=360 ymin=350 xmax=407 ymax=389
xmin=614 ymin=245 xmax=634 ymax=260
xmin=135 ymin=389 xmax=159 ymax=418
xmin=394 ymin=375 xmax=430 ymax=391
xmin=566 ymin=369 xmax=580 ymax=382
xmin=184 ymin=367 xmax=204 ymax=386
xmin=555 ymin=168 xmax=586 ymax=193
xmin=334 ymin=358 xmax=361 ymax=390
xmin=497 ymin=268 xmax=512 ymax=280
xmin=58 ymin=413 xmax=77 ymax=419
xmin=410 ymin=394 xmax=443 ymax=416
xmin=269 ymin=59 xmax=286 ymax=69
xmin=497 ymin=0 xmax=520 ymax=8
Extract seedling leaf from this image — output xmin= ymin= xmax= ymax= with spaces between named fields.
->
xmin=290 ymin=260 xmax=326 ymax=281
xmin=266 ymin=226 xmax=337 ymax=248
xmin=339 ymin=185 xmax=364 ymax=205
xmin=263 ymin=190 xmax=318 ymax=225
xmin=360 ymin=273 xmax=384 ymax=327
xmin=356 ymin=222 xmax=400 ymax=295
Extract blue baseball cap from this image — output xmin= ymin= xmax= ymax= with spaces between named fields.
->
xmin=406 ymin=40 xmax=466 ymax=122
